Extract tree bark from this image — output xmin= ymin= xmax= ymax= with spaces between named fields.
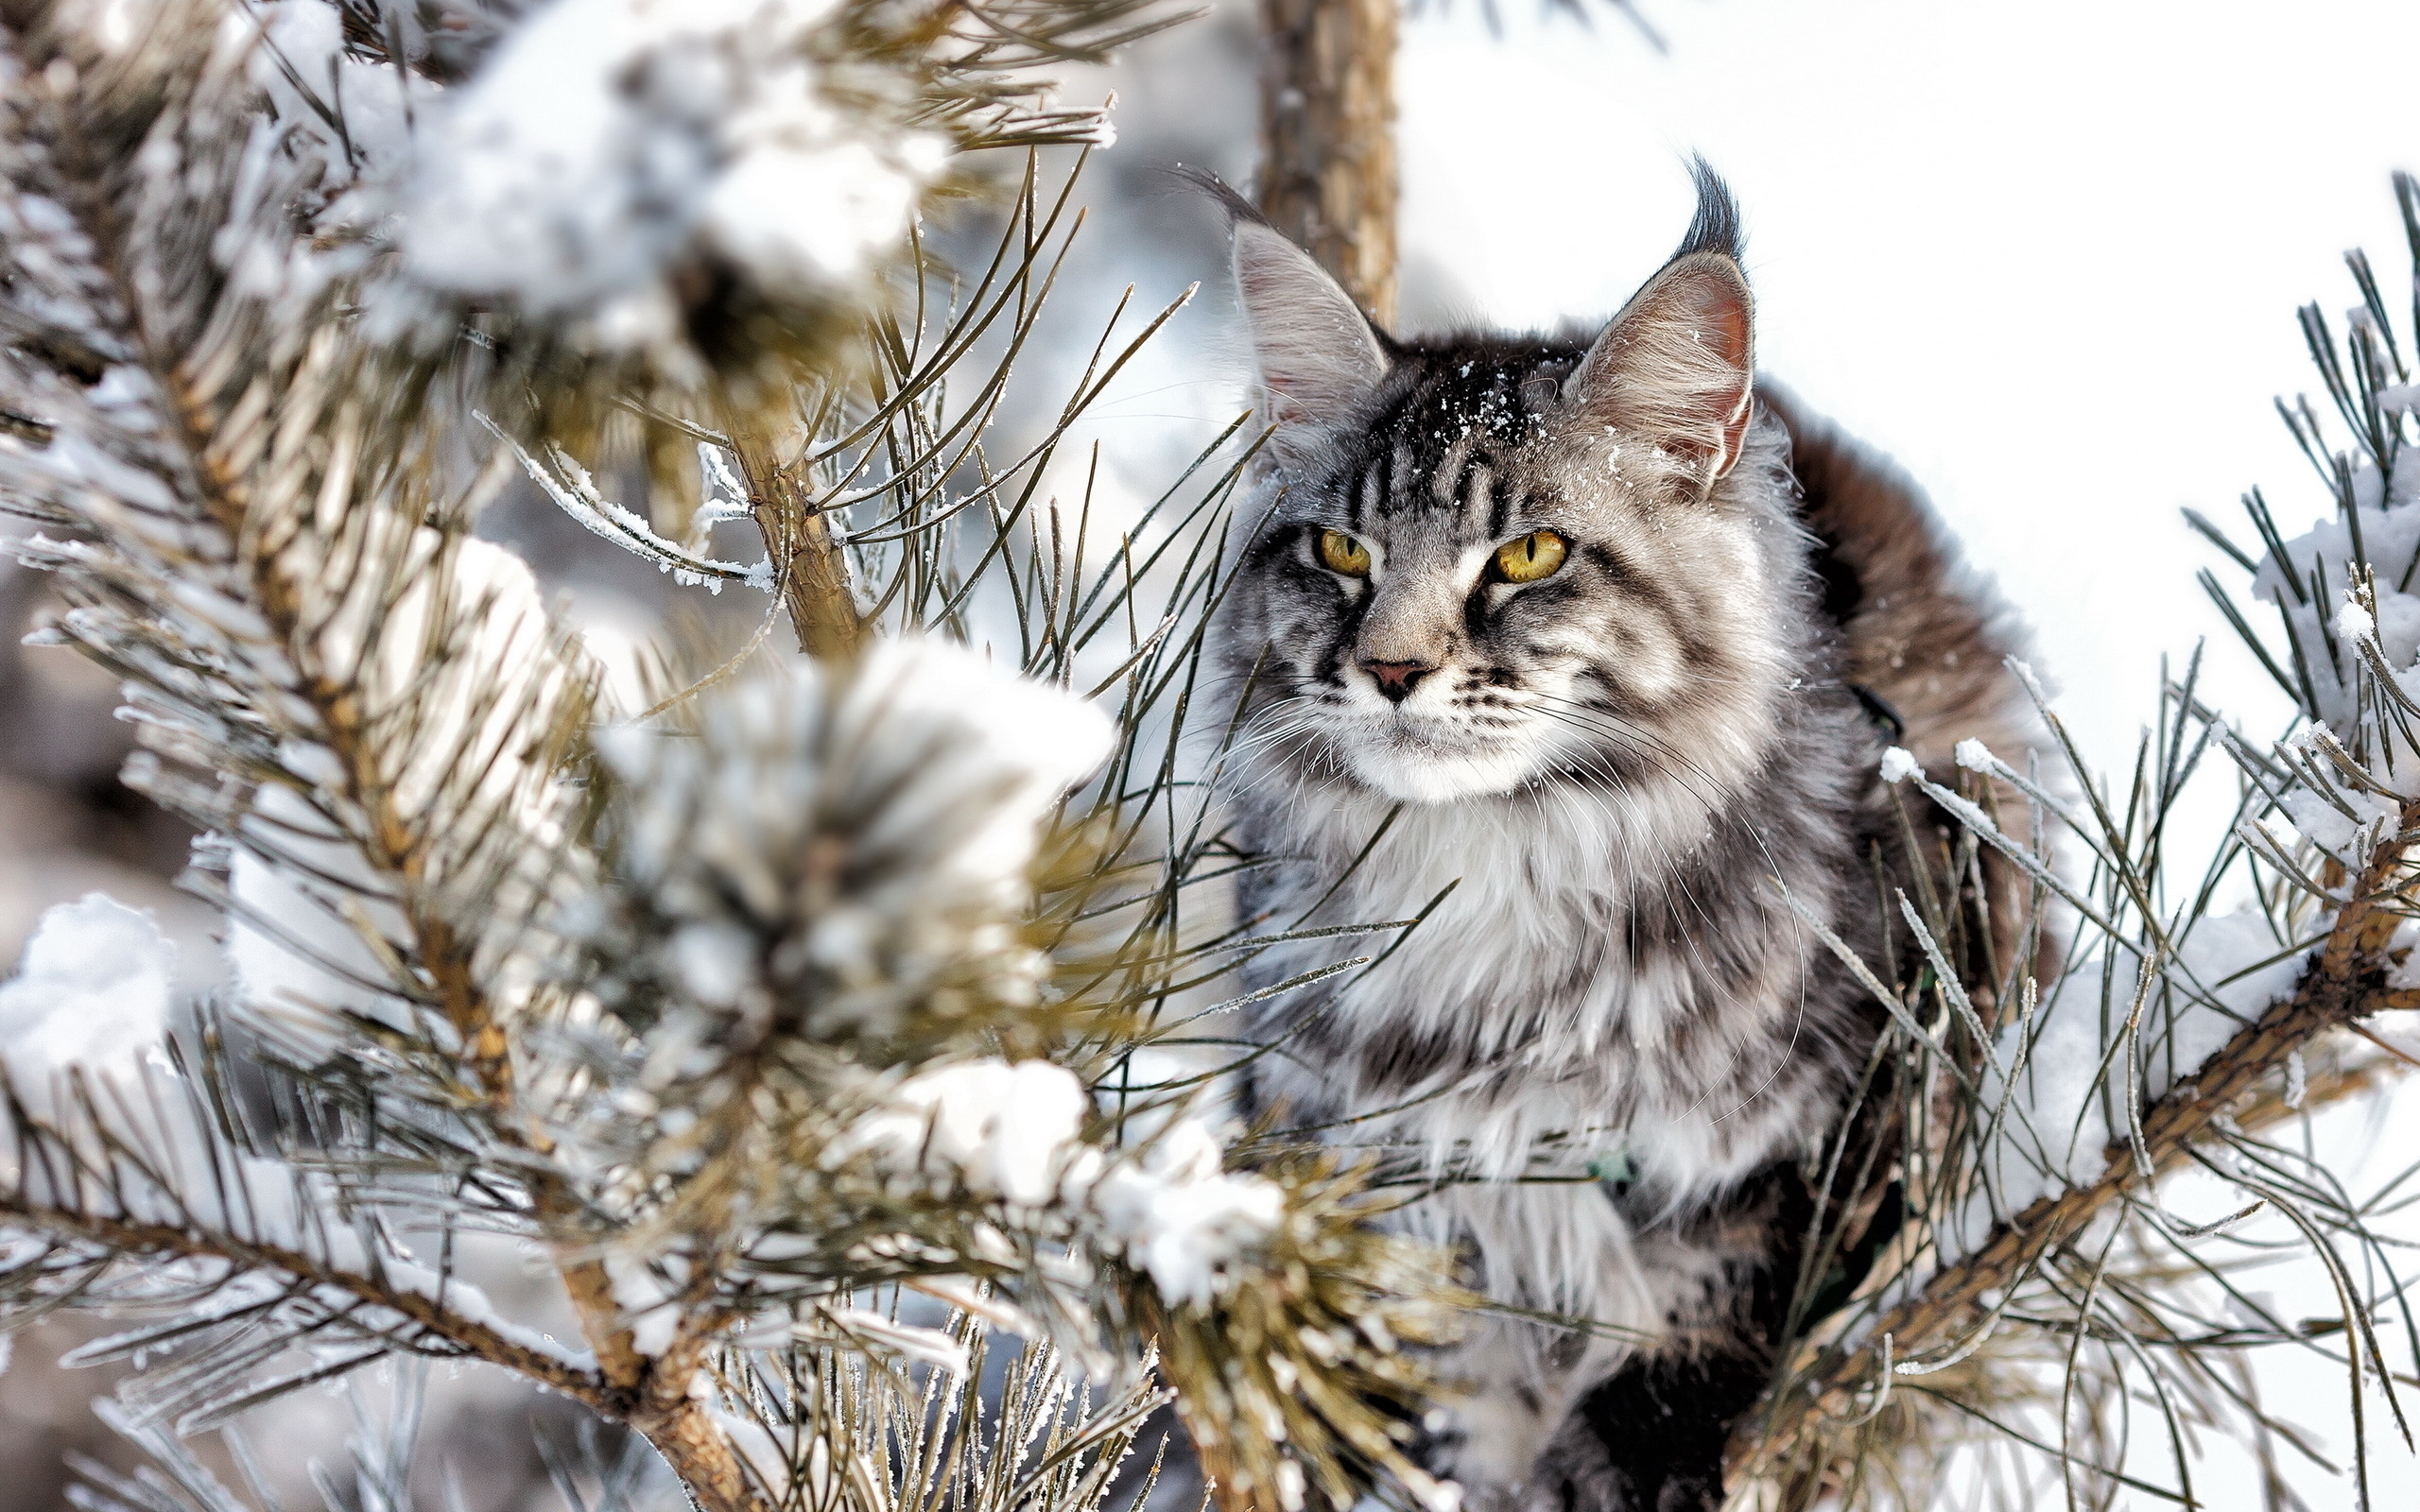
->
xmin=1255 ymin=0 xmax=1399 ymax=325
xmin=726 ymin=425 xmax=864 ymax=662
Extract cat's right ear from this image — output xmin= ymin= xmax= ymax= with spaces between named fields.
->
xmin=1184 ymin=171 xmax=1388 ymax=436
xmin=1192 ymin=181 xmax=1389 ymax=446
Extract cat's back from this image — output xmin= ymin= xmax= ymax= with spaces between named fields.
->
xmin=1763 ymin=383 xmax=2040 ymax=778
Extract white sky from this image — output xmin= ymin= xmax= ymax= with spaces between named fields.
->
xmin=1397 ymin=0 xmax=2420 ymax=778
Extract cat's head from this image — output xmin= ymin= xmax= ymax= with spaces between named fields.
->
xmin=1217 ymin=165 xmax=1813 ymax=808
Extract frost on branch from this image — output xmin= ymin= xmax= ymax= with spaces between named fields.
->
xmin=554 ymin=635 xmax=1116 ymax=1257
xmin=575 ymin=634 xmax=1111 ymax=1056
xmin=829 ymin=1057 xmax=1286 ymax=1306
xmin=557 ymin=638 xmax=1284 ymax=1312
xmin=1945 ymin=902 xmax=2312 ymax=1255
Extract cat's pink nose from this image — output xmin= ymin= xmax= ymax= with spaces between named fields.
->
xmin=1360 ymin=660 xmax=1436 ymax=702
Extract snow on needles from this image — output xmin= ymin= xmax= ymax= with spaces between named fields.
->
xmin=396 ymin=0 xmax=943 ymax=354
xmin=0 ymin=893 xmax=177 ymax=1117
xmin=2239 ymin=464 xmax=2420 ymax=859
xmin=830 ymin=1058 xmax=1090 ymax=1209
xmin=1080 ymin=1116 xmax=1288 ymax=1307
xmin=2249 ymin=454 xmax=2420 ymax=734
xmin=828 ymin=1057 xmax=1286 ymax=1307
xmin=577 ymin=641 xmax=1288 ymax=1310
xmin=1952 ymin=908 xmax=2311 ymax=1257
xmin=582 ymin=635 xmax=1114 ymax=1049
xmin=0 ymin=913 xmax=586 ymax=1378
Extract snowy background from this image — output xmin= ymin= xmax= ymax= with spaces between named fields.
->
xmin=10 ymin=0 xmax=2420 ymax=1506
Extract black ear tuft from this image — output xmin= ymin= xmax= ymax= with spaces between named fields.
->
xmin=1171 ymin=165 xmax=1270 ymax=232
xmin=1204 ymin=166 xmax=1391 ymax=446
xmin=1562 ymin=160 xmax=1756 ymax=495
xmin=1671 ymin=157 xmax=1743 ymax=265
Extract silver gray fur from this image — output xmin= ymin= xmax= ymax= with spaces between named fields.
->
xmin=1209 ymin=168 xmax=2032 ymax=1512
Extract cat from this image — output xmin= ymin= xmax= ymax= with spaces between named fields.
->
xmin=1204 ymin=164 xmax=2041 ymax=1512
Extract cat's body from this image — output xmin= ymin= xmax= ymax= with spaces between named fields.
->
xmin=1210 ymin=170 xmax=2038 ymax=1511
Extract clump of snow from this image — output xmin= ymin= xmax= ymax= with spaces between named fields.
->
xmin=1879 ymin=747 xmax=1920 ymax=783
xmin=1952 ymin=737 xmax=1994 ymax=771
xmin=210 ymin=2 xmax=437 ymax=310
xmin=828 ymin=1058 xmax=1089 ymax=1209
xmin=826 ymin=1057 xmax=1286 ymax=1308
xmin=1080 ymin=1118 xmax=1288 ymax=1307
xmin=2337 ymin=597 xmax=2377 ymax=642
xmin=394 ymin=0 xmax=942 ymax=354
xmin=0 ymin=893 xmax=178 ymax=1115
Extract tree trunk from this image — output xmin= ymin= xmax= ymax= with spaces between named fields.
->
xmin=1255 ymin=0 xmax=1399 ymax=325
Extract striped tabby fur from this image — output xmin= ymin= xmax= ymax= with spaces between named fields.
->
xmin=1207 ymin=167 xmax=2041 ymax=1512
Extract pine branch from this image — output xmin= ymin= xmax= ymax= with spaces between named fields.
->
xmin=0 ymin=9 xmax=1472 ymax=1510
xmin=1734 ymin=799 xmax=2420 ymax=1484
xmin=727 ymin=421 xmax=867 ymax=661
xmin=0 ymin=16 xmax=760 ymax=1497
xmin=150 ymin=207 xmax=669 ymax=1463
xmin=1 ymin=1199 xmax=608 ymax=1402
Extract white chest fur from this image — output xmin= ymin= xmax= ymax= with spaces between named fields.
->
xmin=1246 ymin=774 xmax=1820 ymax=1211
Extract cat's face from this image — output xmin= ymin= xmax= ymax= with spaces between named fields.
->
xmin=1220 ymin=179 xmax=1804 ymax=806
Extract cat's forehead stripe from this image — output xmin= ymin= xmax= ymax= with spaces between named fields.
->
xmin=1344 ymin=345 xmax=1579 ymax=527
xmin=1462 ymin=463 xmax=1494 ymax=534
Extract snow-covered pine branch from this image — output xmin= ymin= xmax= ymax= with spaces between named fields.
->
xmin=0 ymin=4 xmax=1465 ymax=1511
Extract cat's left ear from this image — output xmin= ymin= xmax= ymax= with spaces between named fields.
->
xmin=1564 ymin=164 xmax=1755 ymax=498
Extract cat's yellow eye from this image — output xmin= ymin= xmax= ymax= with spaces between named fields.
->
xmin=1494 ymin=530 xmax=1568 ymax=584
xmin=1317 ymin=529 xmax=1373 ymax=576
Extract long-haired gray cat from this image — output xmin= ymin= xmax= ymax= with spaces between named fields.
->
xmin=1208 ymin=165 xmax=2041 ymax=1512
